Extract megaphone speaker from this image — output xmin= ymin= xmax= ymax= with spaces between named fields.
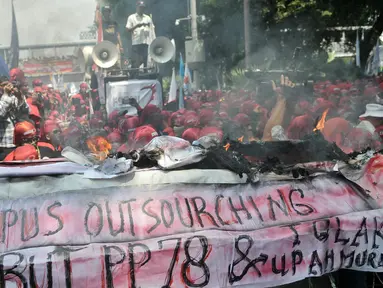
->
xmin=76 ymin=46 xmax=94 ymax=73
xmin=149 ymin=37 xmax=176 ymax=64
xmin=92 ymin=41 xmax=120 ymax=69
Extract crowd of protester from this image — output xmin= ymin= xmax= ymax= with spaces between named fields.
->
xmin=0 ymin=68 xmax=383 ymax=161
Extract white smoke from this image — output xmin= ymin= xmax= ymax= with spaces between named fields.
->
xmin=0 ymin=0 xmax=96 ymax=51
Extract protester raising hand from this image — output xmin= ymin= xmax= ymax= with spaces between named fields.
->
xmin=262 ymin=75 xmax=295 ymax=141
xmin=271 ymin=74 xmax=296 ymax=100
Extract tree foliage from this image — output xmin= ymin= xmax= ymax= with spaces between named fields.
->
xmin=199 ymin=0 xmax=383 ymax=73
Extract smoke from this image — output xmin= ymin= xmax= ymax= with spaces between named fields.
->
xmin=11 ymin=0 xmax=96 ymax=47
xmin=1 ymin=0 xmax=96 ymax=59
xmin=0 ymin=0 xmax=12 ymax=49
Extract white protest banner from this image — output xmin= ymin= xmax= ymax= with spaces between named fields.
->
xmin=0 ymin=170 xmax=381 ymax=287
xmin=2 ymin=210 xmax=383 ymax=287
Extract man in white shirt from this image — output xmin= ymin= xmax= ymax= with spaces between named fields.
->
xmin=357 ymin=103 xmax=383 ymax=143
xmin=126 ymin=1 xmax=155 ymax=68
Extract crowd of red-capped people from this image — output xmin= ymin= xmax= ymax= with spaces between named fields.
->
xmin=1 ymin=67 xmax=383 ymax=161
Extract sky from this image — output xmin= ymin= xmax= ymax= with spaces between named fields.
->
xmin=0 ymin=0 xmax=97 ymax=49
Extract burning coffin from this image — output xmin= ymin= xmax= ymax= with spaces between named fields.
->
xmin=0 ymin=146 xmax=382 ymax=287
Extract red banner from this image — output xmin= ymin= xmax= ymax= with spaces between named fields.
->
xmin=21 ymin=60 xmax=73 ymax=76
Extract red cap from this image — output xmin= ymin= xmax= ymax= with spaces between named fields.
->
xmin=186 ymin=100 xmax=202 ymax=110
xmin=108 ymin=110 xmax=120 ymax=127
xmin=163 ymin=127 xmax=175 ymax=136
xmin=80 ymin=82 xmax=89 ymax=89
xmin=71 ymin=93 xmax=84 ymax=101
xmin=119 ymin=116 xmax=139 ymax=134
xmin=233 ymin=113 xmax=250 ymax=127
xmin=182 ymin=128 xmax=201 ymax=142
xmin=184 ymin=110 xmax=197 ymax=117
xmin=297 ymin=100 xmax=311 ymax=112
xmin=10 ymin=68 xmax=25 ymax=82
xmin=34 ymin=87 xmax=43 ymax=93
xmin=206 ymin=90 xmax=217 ymax=102
xmin=14 ymin=121 xmax=37 ymax=145
xmin=326 ymin=85 xmax=341 ymax=96
xmin=184 ymin=114 xmax=199 ymax=128
xmin=62 ymin=125 xmax=82 ymax=142
xmin=287 ymin=115 xmax=313 ymax=140
xmin=199 ymin=109 xmax=214 ymax=126
xmin=200 ymin=126 xmax=223 ymax=141
xmin=89 ymin=117 xmax=104 ymax=129
xmin=364 ymin=86 xmax=379 ymax=97
xmin=161 ymin=110 xmax=172 ymax=121
xmin=240 ymin=100 xmax=256 ymax=115
xmin=312 ymin=98 xmax=335 ymax=114
xmin=133 ymin=125 xmax=158 ymax=148
xmin=32 ymin=79 xmax=43 ymax=87
xmin=141 ymin=104 xmax=161 ymax=124
xmin=174 ymin=114 xmax=185 ymax=127
xmin=49 ymin=110 xmax=60 ymax=119
xmin=170 ymin=112 xmax=185 ymax=127
xmin=44 ymin=120 xmax=59 ymax=134
xmin=177 ymin=108 xmax=187 ymax=115
xmin=322 ymin=117 xmax=352 ymax=147
xmin=107 ymin=131 xmax=123 ymax=144
xmin=13 ymin=144 xmax=39 ymax=161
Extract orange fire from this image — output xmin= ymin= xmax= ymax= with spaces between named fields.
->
xmin=223 ymin=143 xmax=231 ymax=151
xmin=86 ymin=136 xmax=112 ymax=161
xmin=313 ymin=108 xmax=329 ymax=132
xmin=237 ymin=136 xmax=244 ymax=143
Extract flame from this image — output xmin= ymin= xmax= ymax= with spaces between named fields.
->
xmin=237 ymin=136 xmax=244 ymax=143
xmin=313 ymin=108 xmax=329 ymax=132
xmin=223 ymin=143 xmax=231 ymax=151
xmin=86 ymin=136 xmax=112 ymax=161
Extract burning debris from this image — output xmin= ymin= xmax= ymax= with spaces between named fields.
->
xmin=313 ymin=108 xmax=329 ymax=132
xmin=99 ymin=128 xmax=375 ymax=181
xmin=86 ymin=136 xmax=112 ymax=162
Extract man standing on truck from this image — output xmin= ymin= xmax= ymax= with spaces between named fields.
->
xmin=101 ymin=6 xmax=123 ymax=53
xmin=94 ymin=5 xmax=124 ymax=68
xmin=126 ymin=1 xmax=156 ymax=68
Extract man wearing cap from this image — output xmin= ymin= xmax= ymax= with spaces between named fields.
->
xmin=93 ymin=6 xmax=124 ymax=69
xmin=126 ymin=1 xmax=155 ymax=68
xmin=101 ymin=6 xmax=123 ymax=54
xmin=357 ymin=103 xmax=383 ymax=144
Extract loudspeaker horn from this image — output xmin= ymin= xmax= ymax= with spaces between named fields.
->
xmin=92 ymin=41 xmax=120 ymax=68
xmin=76 ymin=46 xmax=94 ymax=73
xmin=149 ymin=37 xmax=175 ymax=64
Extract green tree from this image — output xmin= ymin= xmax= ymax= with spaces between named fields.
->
xmin=200 ymin=0 xmax=383 ymax=73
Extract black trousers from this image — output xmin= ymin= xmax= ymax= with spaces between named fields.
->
xmin=0 ymin=147 xmax=14 ymax=161
xmin=131 ymin=44 xmax=148 ymax=69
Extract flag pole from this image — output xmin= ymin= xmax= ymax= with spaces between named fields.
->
xmin=179 ymin=53 xmax=185 ymax=109
xmin=356 ymin=30 xmax=361 ymax=68
xmin=9 ymin=0 xmax=19 ymax=69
